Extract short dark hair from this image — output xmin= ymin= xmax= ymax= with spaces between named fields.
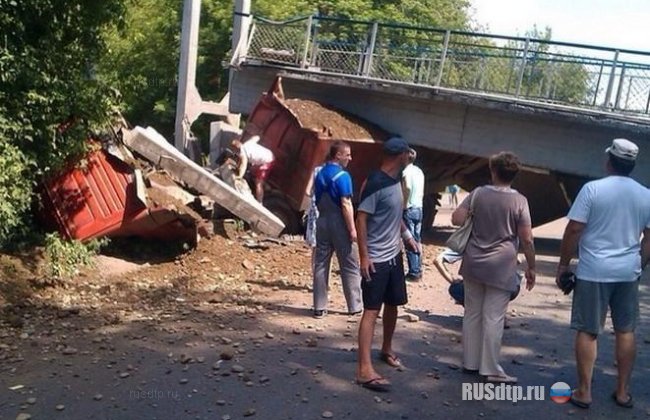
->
xmin=328 ymin=141 xmax=350 ymax=160
xmin=608 ymin=153 xmax=635 ymax=176
xmin=489 ymin=151 xmax=520 ymax=183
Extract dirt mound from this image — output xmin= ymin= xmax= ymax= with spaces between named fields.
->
xmin=0 ymin=230 xmax=312 ymax=314
xmin=285 ymin=99 xmax=389 ymax=141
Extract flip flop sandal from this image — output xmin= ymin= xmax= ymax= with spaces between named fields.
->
xmin=485 ymin=374 xmax=518 ymax=384
xmin=357 ymin=377 xmax=391 ymax=393
xmin=611 ymin=392 xmax=633 ymax=408
xmin=379 ymin=352 xmax=402 ymax=368
xmin=569 ymin=391 xmax=591 ymax=409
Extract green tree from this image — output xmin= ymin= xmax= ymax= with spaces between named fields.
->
xmin=437 ymin=24 xmax=590 ymax=104
xmin=550 ymin=61 xmax=591 ymax=103
xmin=100 ymin=0 xmax=241 ymax=143
xmin=512 ymin=27 xmax=590 ymax=103
xmin=0 ymin=0 xmax=125 ymax=248
xmin=307 ymin=0 xmax=470 ymax=28
xmin=100 ymin=0 xmax=182 ymax=140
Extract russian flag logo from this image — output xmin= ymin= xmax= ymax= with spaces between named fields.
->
xmin=550 ymin=382 xmax=571 ymax=404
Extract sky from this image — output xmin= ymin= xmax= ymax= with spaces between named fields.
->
xmin=469 ymin=0 xmax=649 ymax=52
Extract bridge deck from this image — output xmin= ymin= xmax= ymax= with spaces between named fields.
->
xmin=228 ymin=15 xmax=650 ymax=225
xmin=238 ymin=15 xmax=650 ymax=120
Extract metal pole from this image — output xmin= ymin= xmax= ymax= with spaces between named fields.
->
xmin=413 ymin=57 xmax=419 ymax=83
xmin=525 ymin=59 xmax=536 ymax=97
xmin=506 ymin=57 xmax=514 ymax=93
xmin=592 ymin=63 xmax=604 ymax=106
xmin=603 ymin=50 xmax=619 ymax=108
xmin=301 ymin=16 xmax=313 ymax=68
xmin=544 ymin=64 xmax=556 ymax=99
xmin=624 ymin=76 xmax=633 ymax=109
xmin=425 ymin=57 xmax=432 ymax=84
xmin=309 ymin=16 xmax=320 ymax=66
xmin=514 ymin=38 xmax=530 ymax=98
xmin=614 ymin=64 xmax=626 ymax=110
xmin=645 ymin=85 xmax=650 ymax=114
xmin=363 ymin=22 xmax=378 ymax=77
xmin=435 ymin=30 xmax=450 ymax=87
xmin=472 ymin=60 xmax=481 ymax=89
xmin=477 ymin=57 xmax=485 ymax=90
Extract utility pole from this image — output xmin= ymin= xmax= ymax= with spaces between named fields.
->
xmin=174 ymin=0 xmax=201 ymax=152
xmin=174 ymin=0 xmax=234 ymax=156
xmin=232 ymin=0 xmax=251 ymax=59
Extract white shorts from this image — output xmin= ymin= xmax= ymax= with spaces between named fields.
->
xmin=440 ymin=248 xmax=463 ymax=264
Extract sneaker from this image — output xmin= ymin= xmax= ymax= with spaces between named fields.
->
xmin=405 ymin=273 xmax=422 ymax=282
xmin=313 ymin=309 xmax=327 ymax=319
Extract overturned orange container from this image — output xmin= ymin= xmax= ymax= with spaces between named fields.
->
xmin=40 ymin=146 xmax=197 ymax=242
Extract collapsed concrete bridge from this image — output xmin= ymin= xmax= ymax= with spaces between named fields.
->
xmin=226 ymin=13 xmax=650 ymax=227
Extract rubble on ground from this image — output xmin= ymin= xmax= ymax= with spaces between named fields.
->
xmin=40 ymin=126 xmax=285 ymax=248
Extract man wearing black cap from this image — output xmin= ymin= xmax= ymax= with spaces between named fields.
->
xmin=355 ymin=136 xmax=419 ymax=392
xmin=556 ymin=138 xmax=650 ymax=409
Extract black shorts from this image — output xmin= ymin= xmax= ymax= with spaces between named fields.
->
xmin=361 ymin=253 xmax=408 ymax=309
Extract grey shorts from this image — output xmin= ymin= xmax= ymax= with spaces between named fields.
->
xmin=570 ymin=278 xmax=640 ymax=336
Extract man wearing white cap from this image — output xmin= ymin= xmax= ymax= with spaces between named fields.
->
xmin=556 ymin=138 xmax=650 ymax=409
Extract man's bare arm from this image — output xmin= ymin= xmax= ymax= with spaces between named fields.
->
xmin=400 ymin=220 xmax=419 ymax=253
xmin=401 ymin=178 xmax=410 ymax=209
xmin=451 ymin=206 xmax=468 ymax=226
xmin=641 ymin=227 xmax=650 ymax=270
xmin=517 ymin=224 xmax=536 ymax=290
xmin=356 ymin=211 xmax=373 ymax=279
xmin=434 ymin=254 xmax=456 ymax=284
xmin=341 ymin=196 xmax=357 ymax=242
xmin=305 ymin=173 xmax=315 ymax=197
xmin=236 ymin=151 xmax=248 ymax=178
xmin=556 ymin=220 xmax=586 ymax=289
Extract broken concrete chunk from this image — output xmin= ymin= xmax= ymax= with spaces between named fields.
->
xmin=123 ymin=127 xmax=284 ymax=236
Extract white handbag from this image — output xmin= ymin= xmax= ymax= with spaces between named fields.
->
xmin=445 ymin=188 xmax=480 ymax=253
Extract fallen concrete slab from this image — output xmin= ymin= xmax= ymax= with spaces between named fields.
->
xmin=123 ymin=126 xmax=285 ymax=237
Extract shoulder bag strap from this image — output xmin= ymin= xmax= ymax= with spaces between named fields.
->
xmin=328 ymin=169 xmax=346 ymax=200
xmin=332 ymin=170 xmax=345 ymax=182
xmin=468 ymin=187 xmax=480 ymax=214
xmin=318 ymin=167 xmax=346 ymax=204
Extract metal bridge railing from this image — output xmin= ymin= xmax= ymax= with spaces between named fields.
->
xmin=242 ymin=15 xmax=650 ymax=116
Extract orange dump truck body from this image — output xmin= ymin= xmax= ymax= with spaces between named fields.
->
xmin=242 ymin=78 xmax=389 ymax=230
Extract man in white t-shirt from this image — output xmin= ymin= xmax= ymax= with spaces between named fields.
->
xmin=401 ymin=148 xmax=425 ymax=281
xmin=557 ymin=138 xmax=650 ymax=410
xmin=232 ymin=136 xmax=275 ymax=202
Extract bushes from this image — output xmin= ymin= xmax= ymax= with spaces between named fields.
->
xmin=44 ymin=233 xmax=109 ymax=283
xmin=0 ymin=141 xmax=33 ymax=247
xmin=0 ymin=0 xmax=126 ymax=249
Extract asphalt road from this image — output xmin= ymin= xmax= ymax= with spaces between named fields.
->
xmin=1 ymin=203 xmax=648 ymax=420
